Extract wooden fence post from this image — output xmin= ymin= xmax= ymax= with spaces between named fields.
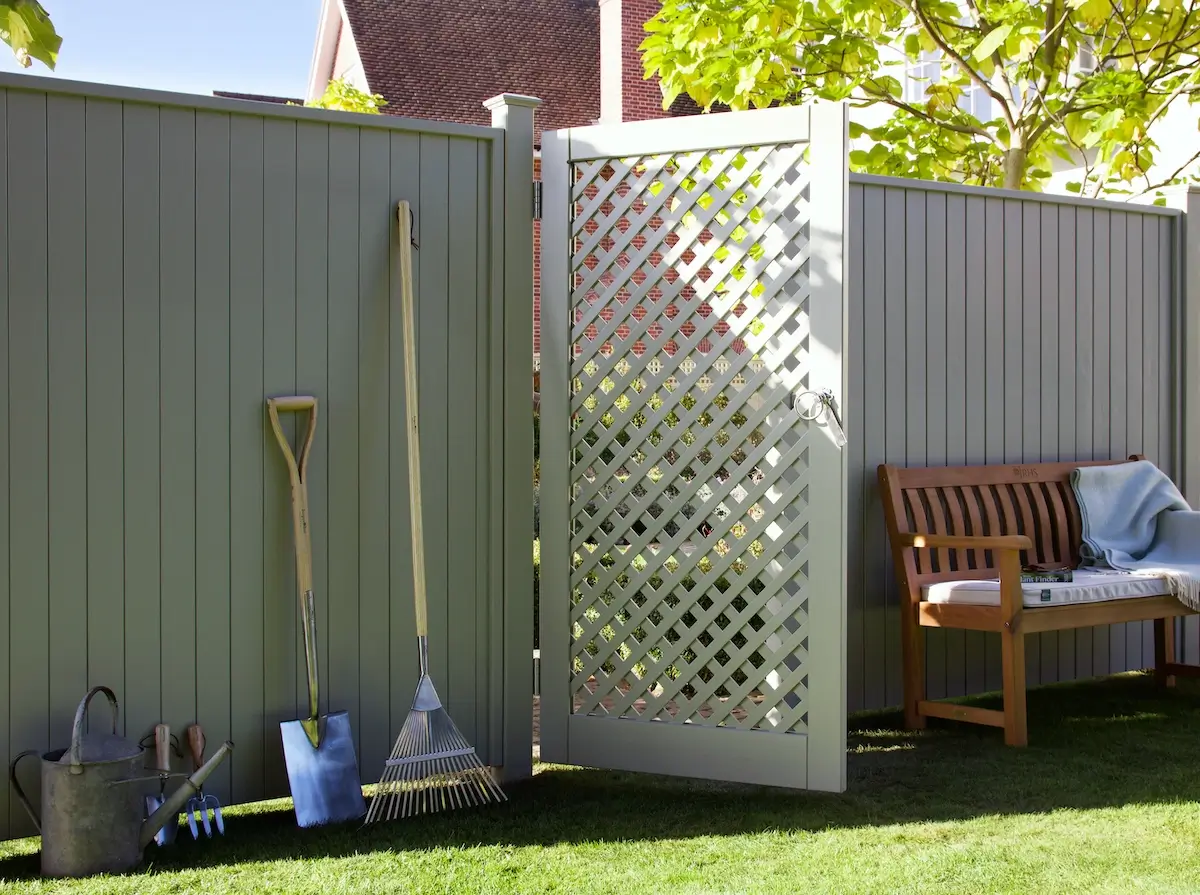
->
xmin=485 ymin=93 xmax=540 ymax=783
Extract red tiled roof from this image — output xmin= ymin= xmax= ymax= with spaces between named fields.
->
xmin=341 ymin=0 xmax=600 ymax=143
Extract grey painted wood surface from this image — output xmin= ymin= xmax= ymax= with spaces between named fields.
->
xmin=0 ymin=80 xmax=517 ymax=840
xmin=846 ymin=175 xmax=1181 ymax=713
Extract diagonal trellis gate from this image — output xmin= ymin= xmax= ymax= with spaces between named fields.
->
xmin=540 ymin=104 xmax=849 ymax=791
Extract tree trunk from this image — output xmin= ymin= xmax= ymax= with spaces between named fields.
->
xmin=1003 ymin=146 xmax=1028 ymax=190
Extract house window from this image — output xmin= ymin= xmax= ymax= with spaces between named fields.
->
xmin=905 ymin=50 xmax=942 ymax=104
xmin=905 ymin=48 xmax=993 ymax=120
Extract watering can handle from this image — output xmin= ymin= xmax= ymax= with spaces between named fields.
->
xmin=68 ymin=686 xmax=120 ymax=775
xmin=9 ymin=750 xmax=41 ymax=833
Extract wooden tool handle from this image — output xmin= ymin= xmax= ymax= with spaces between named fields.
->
xmin=186 ymin=724 xmax=205 ymax=770
xmin=267 ymin=394 xmax=321 ymax=720
xmin=398 ymin=201 xmax=429 ymax=638
xmin=154 ymin=724 xmax=171 ymax=773
xmin=267 ymin=395 xmax=317 ymax=412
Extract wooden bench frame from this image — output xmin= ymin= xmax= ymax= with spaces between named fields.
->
xmin=878 ymin=456 xmax=1199 ymax=746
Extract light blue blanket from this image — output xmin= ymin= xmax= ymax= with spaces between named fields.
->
xmin=1070 ymin=460 xmax=1200 ymax=610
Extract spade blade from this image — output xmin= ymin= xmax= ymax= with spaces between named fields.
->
xmin=280 ymin=711 xmax=365 ymax=827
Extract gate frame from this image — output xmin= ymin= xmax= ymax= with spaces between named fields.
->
xmin=539 ymin=102 xmax=850 ymax=792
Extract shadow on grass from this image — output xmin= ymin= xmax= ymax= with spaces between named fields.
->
xmin=3 ymin=673 xmax=1199 ymax=880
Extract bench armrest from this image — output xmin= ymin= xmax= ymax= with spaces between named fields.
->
xmin=898 ymin=533 xmax=1032 ymax=551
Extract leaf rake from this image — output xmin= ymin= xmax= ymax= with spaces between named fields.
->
xmin=365 ymin=200 xmax=506 ymax=823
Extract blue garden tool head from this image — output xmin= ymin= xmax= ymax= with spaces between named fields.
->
xmin=280 ymin=711 xmax=366 ymax=827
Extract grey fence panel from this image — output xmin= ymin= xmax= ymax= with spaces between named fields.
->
xmin=847 ymin=174 xmax=1182 ymax=713
xmin=0 ymin=75 xmax=524 ymax=841
xmin=0 ymin=87 xmax=7 ymax=836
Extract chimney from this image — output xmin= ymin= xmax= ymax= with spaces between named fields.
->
xmin=598 ymin=0 xmax=668 ymax=123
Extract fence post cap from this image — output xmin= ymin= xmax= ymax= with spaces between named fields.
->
xmin=483 ymin=94 xmax=543 ymax=111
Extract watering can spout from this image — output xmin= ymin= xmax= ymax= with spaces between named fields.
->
xmin=141 ymin=741 xmax=234 ymax=849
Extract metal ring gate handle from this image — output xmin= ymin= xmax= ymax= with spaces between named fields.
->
xmin=794 ymin=388 xmax=848 ymax=447
xmin=794 ymin=389 xmax=830 ymax=421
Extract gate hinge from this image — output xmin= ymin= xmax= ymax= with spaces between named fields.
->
xmin=533 ymin=180 xmax=543 ymax=220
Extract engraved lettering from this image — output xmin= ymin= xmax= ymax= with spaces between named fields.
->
xmin=1012 ymin=466 xmax=1040 ymax=479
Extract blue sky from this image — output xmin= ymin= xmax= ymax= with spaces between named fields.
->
xmin=0 ymin=0 xmax=323 ymax=98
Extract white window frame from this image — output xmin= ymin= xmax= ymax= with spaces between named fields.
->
xmin=904 ymin=47 xmax=994 ymax=120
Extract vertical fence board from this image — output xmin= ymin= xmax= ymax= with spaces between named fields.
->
xmin=846 ymin=184 xmax=865 ymax=713
xmin=944 ymin=194 xmax=967 ymax=697
xmin=1125 ymin=215 xmax=1147 ymax=667
xmin=1109 ymin=213 xmax=1133 ymax=672
xmin=122 ymin=103 xmax=163 ymax=741
xmin=475 ymin=142 xmax=493 ymax=752
xmin=46 ymin=94 xmax=88 ymax=746
xmin=194 ymin=110 xmax=233 ymax=805
xmin=228 ymin=115 xmax=267 ymax=801
xmin=1019 ymin=202 xmax=1042 ymax=683
xmin=883 ymin=187 xmax=907 ymax=707
xmin=447 ymin=138 xmax=481 ymax=742
xmin=356 ymin=127 xmax=392 ymax=781
xmin=326 ymin=125 xmax=362 ymax=754
xmin=1037 ymin=203 xmax=1060 ymax=681
xmin=983 ymin=197 xmax=1006 ymax=691
xmin=860 ymin=185 xmax=887 ymax=711
xmin=418 ymin=135 xmax=451 ymax=694
xmin=1056 ymin=206 xmax=1078 ymax=681
xmin=0 ymin=88 xmax=9 ymax=833
xmin=964 ymin=196 xmax=989 ymax=694
xmin=905 ymin=191 xmax=939 ymax=700
xmin=1090 ymin=210 xmax=1113 ymax=675
xmin=84 ymin=98 xmax=127 ymax=732
xmin=262 ymin=117 xmax=298 ymax=795
xmin=159 ymin=107 xmax=199 ymax=742
xmin=295 ymin=122 xmax=331 ymax=729
xmin=1073 ymin=208 xmax=1096 ymax=675
xmin=7 ymin=91 xmax=49 ymax=837
xmin=388 ymin=132 xmax=420 ymax=741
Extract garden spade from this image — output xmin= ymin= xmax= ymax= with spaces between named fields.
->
xmin=268 ymin=395 xmax=367 ymax=827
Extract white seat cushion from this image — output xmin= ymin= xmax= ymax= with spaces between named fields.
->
xmin=922 ymin=569 xmax=1171 ymax=608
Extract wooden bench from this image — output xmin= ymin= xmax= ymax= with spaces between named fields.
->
xmin=878 ymin=456 xmax=1199 ymax=746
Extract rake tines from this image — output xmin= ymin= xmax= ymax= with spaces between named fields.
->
xmin=365 ymin=674 xmax=506 ymax=823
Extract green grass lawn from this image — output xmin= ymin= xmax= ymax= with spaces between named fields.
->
xmin=4 ymin=673 xmax=1200 ymax=894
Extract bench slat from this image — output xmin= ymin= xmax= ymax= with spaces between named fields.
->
xmin=923 ymin=487 xmax=951 ymax=573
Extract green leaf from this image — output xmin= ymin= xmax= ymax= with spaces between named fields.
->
xmin=972 ymin=24 xmax=1011 ymax=62
xmin=904 ymin=33 xmax=921 ymax=58
xmin=0 ymin=0 xmax=60 ymax=69
xmin=1065 ymin=181 xmax=1082 ymax=193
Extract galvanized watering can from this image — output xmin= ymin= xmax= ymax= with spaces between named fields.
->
xmin=8 ymin=686 xmax=234 ymax=878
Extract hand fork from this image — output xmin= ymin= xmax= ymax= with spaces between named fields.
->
xmin=185 ymin=724 xmax=225 ymax=837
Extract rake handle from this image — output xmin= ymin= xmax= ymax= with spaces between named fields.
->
xmin=398 ymin=201 xmax=429 ymax=639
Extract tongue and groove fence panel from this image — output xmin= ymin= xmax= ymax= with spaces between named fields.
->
xmin=0 ymin=74 xmax=535 ymax=841
xmin=845 ymin=174 xmax=1183 ymax=713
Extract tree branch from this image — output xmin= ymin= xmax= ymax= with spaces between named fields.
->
xmin=1132 ymin=147 xmax=1200 ymax=196
xmin=863 ymin=83 xmax=1002 ymax=141
xmin=1033 ymin=0 xmax=1072 ymax=104
xmin=901 ymin=0 xmax=1018 ymax=131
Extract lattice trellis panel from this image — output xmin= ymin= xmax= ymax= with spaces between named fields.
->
xmin=568 ymin=142 xmax=813 ymax=734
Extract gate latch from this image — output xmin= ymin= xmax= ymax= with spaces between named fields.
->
xmin=794 ymin=388 xmax=847 ymax=447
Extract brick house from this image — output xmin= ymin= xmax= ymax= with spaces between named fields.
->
xmin=305 ymin=0 xmax=699 ymax=366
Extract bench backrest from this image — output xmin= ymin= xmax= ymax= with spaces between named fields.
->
xmin=877 ymin=457 xmax=1141 ymax=594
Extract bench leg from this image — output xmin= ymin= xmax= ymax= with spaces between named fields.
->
xmin=1000 ymin=625 xmax=1028 ymax=747
xmin=1154 ymin=618 xmax=1177 ymax=688
xmin=901 ymin=603 xmax=926 ymax=730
